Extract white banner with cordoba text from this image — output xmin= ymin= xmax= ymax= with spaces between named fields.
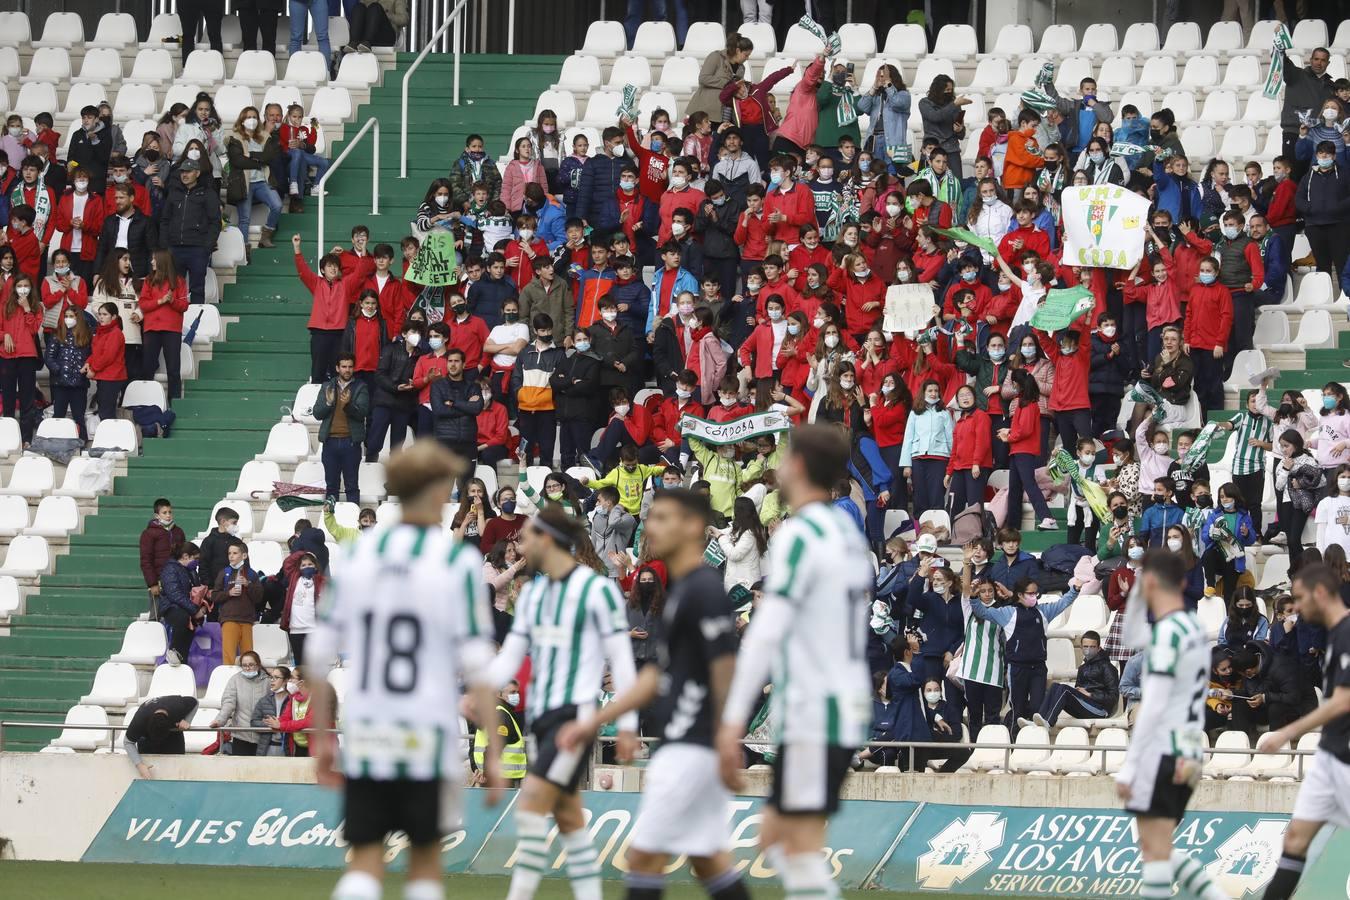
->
xmin=1061 ymin=185 xmax=1150 ymax=269
xmin=679 ymin=411 xmax=792 ymax=445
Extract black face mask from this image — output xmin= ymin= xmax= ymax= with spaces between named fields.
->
xmin=1112 ymin=506 xmax=1128 ymax=520
xmin=1149 ymin=128 xmax=1163 ymax=142
xmin=1277 ymin=403 xmax=1296 ymax=420
xmin=638 ymin=581 xmax=656 ymax=598
xmin=1194 ymin=495 xmax=1212 ymax=509
xmin=1236 ymin=606 xmax=1254 ymax=619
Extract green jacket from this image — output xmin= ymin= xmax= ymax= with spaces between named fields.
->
xmin=814 ymin=81 xmax=862 ymax=149
xmin=954 ymin=348 xmax=1011 ymax=412
xmin=689 ymin=437 xmax=782 ymax=518
xmin=313 ymin=377 xmax=371 ymax=444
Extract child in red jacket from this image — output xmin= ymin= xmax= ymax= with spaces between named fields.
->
xmin=621 ymin=118 xmax=669 ymax=205
xmin=734 ymin=185 xmax=770 ymax=273
xmin=294 ymin=234 xmax=359 ymax=385
xmin=3 ymin=206 xmax=42 ymax=279
xmin=86 ymin=301 xmax=128 ymax=421
xmin=504 ymin=214 xmax=551 ymax=292
xmin=1182 ymin=257 xmax=1233 ymax=418
xmin=997 ymin=370 xmax=1058 ymax=531
xmin=138 ymin=250 xmax=190 ymax=401
xmin=476 ymin=385 xmax=511 ymax=468
xmin=652 ymin=369 xmax=705 ymax=465
xmin=947 ymin=385 xmax=993 ymax=512
xmin=707 ymin=375 xmax=754 ymax=422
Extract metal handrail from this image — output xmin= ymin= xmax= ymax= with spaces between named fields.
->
xmin=401 ymin=0 xmax=471 ymax=179
xmin=315 ymin=116 xmax=381 ymax=260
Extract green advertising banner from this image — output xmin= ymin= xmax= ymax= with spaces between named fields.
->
xmin=871 ymin=803 xmax=1290 ymax=899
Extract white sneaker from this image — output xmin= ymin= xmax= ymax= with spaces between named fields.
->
xmin=309 ymin=185 xmax=323 ymax=197
xmin=165 ymin=649 xmax=182 ymax=666
xmin=289 ymin=181 xmax=299 ymax=195
xmin=1016 ymin=717 xmax=1033 ymax=729
xmin=1037 ymin=517 xmax=1059 ymax=531
xmin=1033 ymin=713 xmax=1050 ymax=729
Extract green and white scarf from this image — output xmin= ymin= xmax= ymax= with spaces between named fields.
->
xmin=616 ymin=84 xmax=639 ymax=121
xmin=10 ymin=177 xmax=51 ymax=232
xmin=796 ymin=15 xmax=841 ymax=56
xmin=1263 ymin=24 xmax=1294 ymax=100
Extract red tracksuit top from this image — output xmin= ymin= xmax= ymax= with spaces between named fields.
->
xmin=948 ymin=408 xmax=994 ymax=473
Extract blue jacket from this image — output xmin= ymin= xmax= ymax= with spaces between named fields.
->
xmin=899 ymin=407 xmax=953 ymax=466
xmin=1200 ymin=507 xmax=1257 ymax=572
xmin=854 ymin=86 xmax=911 ymax=157
xmin=834 ymin=496 xmax=866 ymax=535
xmin=575 ymin=153 xmax=626 ymax=232
xmin=990 ymin=550 xmax=1040 ymax=590
xmin=1113 ymin=119 xmax=1150 ymax=170
xmin=971 ymin=588 xmax=1079 ymax=665
xmin=44 ymin=333 xmax=91 ymax=388
xmin=849 ymin=435 xmax=893 ymax=502
xmin=158 ymin=558 xmax=199 ymax=616
xmin=1260 ymin=232 xmax=1288 ymax=300
xmin=646 ymin=267 xmax=699 ymax=334
xmin=609 ymin=278 xmax=649 ymax=336
xmin=1152 ymin=168 xmax=1202 ymax=224
xmin=558 ymin=155 xmax=587 ymax=218
xmin=883 ymin=660 xmax=931 ymax=743
xmin=905 ymin=577 xmax=965 ymax=660
xmin=1138 ymin=501 xmax=1184 ymax=547
xmin=467 ymin=274 xmax=518 ymax=329
xmin=533 ymin=196 xmax=568 ymax=251
xmin=1341 ymin=253 xmax=1350 ymax=301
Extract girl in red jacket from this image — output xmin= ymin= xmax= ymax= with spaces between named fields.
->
xmin=341 ymin=290 xmax=387 ymax=395
xmin=275 ymin=668 xmax=314 ymax=757
xmin=857 ymin=329 xmax=899 ymax=399
xmin=1035 ymin=315 xmax=1093 ymax=454
xmin=0 ymin=275 xmax=41 ymax=441
xmin=139 ymin=250 xmax=189 ymax=401
xmin=947 ymin=384 xmax=993 ymax=513
xmin=998 ymin=370 xmax=1058 ymax=532
xmin=830 ymin=253 xmax=886 ymax=343
xmin=85 ymin=302 xmax=127 ymax=422
xmin=40 ymin=249 xmax=90 ymax=340
xmin=1182 ymin=257 xmax=1233 ymax=419
xmin=293 ymin=233 xmax=356 ymax=385
xmin=866 ymin=371 xmax=912 ymax=511
xmin=738 ymin=294 xmax=788 ymax=390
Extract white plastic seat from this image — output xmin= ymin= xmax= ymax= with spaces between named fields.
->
xmin=932 ymin=24 xmax=978 ymax=58
xmin=1011 ymin=56 xmax=1051 ymax=90
xmin=0 ymin=11 xmax=32 ymax=47
xmin=185 ymin=304 xmax=222 ymax=344
xmin=1222 ymin=55 xmax=1263 ymax=90
xmin=311 ymin=86 xmax=352 ymax=125
xmin=578 ymin=90 xmax=623 ymax=128
xmin=1334 ymin=20 xmax=1350 ymax=52
xmin=290 ymin=383 xmax=322 ymax=426
xmin=254 ymin=502 xmax=315 ymax=542
xmin=0 ymin=575 xmax=19 ymax=621
xmin=253 ymin=624 xmax=291 ymax=666
xmin=225 ymin=50 xmax=277 ymax=89
xmin=359 ymin=462 xmax=387 ymax=503
xmin=606 ymin=55 xmax=651 ymax=90
xmin=1219 ymin=124 xmax=1259 ymax=158
xmin=1179 ymin=124 xmax=1215 ymax=159
xmin=1253 ymin=308 xmax=1291 ymax=345
xmin=636 ymin=90 xmax=679 ymax=125
xmin=1205 ymin=21 xmax=1244 ymax=54
xmin=991 ymin=24 xmax=1034 ymax=56
xmin=880 ymin=22 xmax=926 ymax=57
xmin=1047 ymin=637 xmax=1078 ymax=682
xmin=122 ymin=380 xmax=168 ymax=411
xmin=554 ymin=54 xmax=603 ymax=92
xmin=1054 ymin=57 xmax=1095 ymax=93
xmin=113 ymin=83 xmax=158 ymax=122
xmin=963 ymin=724 xmax=1012 ymax=772
xmin=579 ymin=19 xmax=625 ymax=55
xmin=36 ymin=417 xmax=79 ymax=443
xmin=1050 ymin=593 xmax=1107 ymax=639
xmin=13 ymin=82 xmax=59 ymax=119
xmin=1136 ymin=57 xmax=1177 ymax=90
xmin=144 ymin=663 xmax=198 ymax=702
xmin=1097 ymin=728 xmax=1129 ymax=774
xmin=0 ymin=496 xmax=30 ymax=537
xmin=737 ymin=22 xmax=777 ymax=58
xmin=1199 ymin=90 xmax=1239 ymax=123
xmin=1293 ymin=18 xmax=1328 ymax=50
xmin=52 ymin=457 xmax=114 ymax=500
xmin=0 ymin=47 xmax=18 ymax=80
xmin=1179 ymin=55 xmax=1220 ymax=89
xmin=80 ymin=662 xmax=140 ymax=709
xmin=143 ymin=14 xmax=182 ymax=47
xmin=1009 ymin=724 xmax=1052 ymax=772
xmin=128 ymin=48 xmax=176 ymax=85
xmin=88 ymin=12 xmax=139 ymax=49
xmin=782 ymin=23 xmax=826 ymax=58
xmin=1096 ymin=56 xmax=1136 ymax=91
xmin=246 ymin=540 xmax=285 ymax=578
xmin=1163 ymin=21 xmax=1203 ymax=54
xmin=913 ymin=58 xmax=957 ymax=92
xmin=179 ymin=707 xmax=218 ymax=754
xmin=1208 ymin=730 xmax=1252 ymax=777
xmin=679 ymin=21 xmax=725 ymax=57
xmin=0 ymin=458 xmax=54 ymax=500
xmin=967 ymin=58 xmax=1010 ymax=92
xmin=0 ymin=419 xmax=20 ymax=458
xmin=1224 ymin=349 xmax=1267 ymax=390
xmin=631 ymin=21 xmax=676 ymax=58
xmin=26 ymin=496 xmax=79 ymax=539
xmin=1080 ymin=23 xmax=1119 ymax=55
xmin=328 ymin=666 xmax=350 ymax=704
xmin=1038 ymin=24 xmax=1078 ymax=55
xmin=1197 ymin=595 xmax=1227 ymax=640
xmin=211 ymin=228 xmax=248 ymax=268
xmin=75 ymin=48 xmax=124 ymax=85
xmin=281 ymin=50 xmax=329 ymax=86
xmin=257 ymin=422 xmax=313 ymax=465
xmin=1123 ymin=22 xmax=1160 ymax=52
xmin=333 ymin=51 xmax=380 ymax=89
xmin=1047 ymin=726 xmax=1095 ymax=774
xmin=532 ymin=89 xmax=577 ymax=127
xmin=50 ymin=705 xmax=110 ymax=751
xmin=291 ymin=459 xmax=326 ymax=487
xmin=33 ymin=11 xmax=84 ymax=48
xmin=656 ymin=56 xmax=700 ymax=92
xmin=1161 ymin=89 xmax=1197 ymax=122
xmin=182 ymin=49 xmax=226 ymax=84
xmin=837 ymin=23 xmax=877 ymax=58
xmin=200 ymin=665 xmax=241 ymax=708
xmin=1243 ymin=93 xmax=1281 ymax=126
xmin=1290 ymin=271 xmax=1334 ymax=308
xmin=111 ymin=621 xmax=169 ymax=666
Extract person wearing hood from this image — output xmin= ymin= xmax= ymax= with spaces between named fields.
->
xmin=211 ymin=541 xmax=264 ymax=665
xmin=158 ymin=541 xmax=203 ymax=666
xmin=139 ymin=498 xmax=186 ymax=603
xmin=67 ymin=106 xmax=113 ymax=195
xmin=280 ymin=548 xmax=325 ymax=666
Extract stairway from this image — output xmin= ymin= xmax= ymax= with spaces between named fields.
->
xmin=0 ymin=53 xmax=563 ymax=752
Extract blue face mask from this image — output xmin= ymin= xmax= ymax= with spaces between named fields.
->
xmin=1089 ymin=152 xmax=1105 ymax=165
xmin=1324 ymin=395 xmax=1338 ymax=410
xmin=1198 ymin=271 xmax=1217 ymax=285
xmin=858 ymin=160 xmax=871 ymax=172
xmin=1317 ymin=157 xmax=1335 ymax=169
xmin=651 ymin=139 xmax=664 ymax=152
xmin=300 ymin=566 xmax=318 ymax=578
xmin=768 ymin=172 xmax=783 ymax=186
xmin=960 ymin=270 xmax=977 ymax=282
xmin=988 ymin=347 xmax=1005 ymax=361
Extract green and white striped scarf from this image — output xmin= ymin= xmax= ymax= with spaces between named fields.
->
xmin=1263 ymin=24 xmax=1294 ymax=100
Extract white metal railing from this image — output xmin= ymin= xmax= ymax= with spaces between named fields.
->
xmin=316 ymin=116 xmax=381 ymax=259
xmin=401 ymin=0 xmax=469 ymax=179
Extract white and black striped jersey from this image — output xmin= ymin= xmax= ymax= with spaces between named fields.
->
xmin=308 ymin=524 xmax=494 ymax=781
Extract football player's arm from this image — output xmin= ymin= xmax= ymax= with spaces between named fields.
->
xmin=1116 ymin=668 xmax=1174 ymax=787
xmin=721 ymin=594 xmax=793 ymax=730
xmin=601 ymin=629 xmax=641 ymax=734
xmin=1260 ymin=685 xmax=1350 ymax=751
xmin=485 ymin=632 xmax=530 ymax=689
xmin=582 ymin=664 xmax=663 ymax=730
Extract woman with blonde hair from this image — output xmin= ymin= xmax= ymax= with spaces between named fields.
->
xmin=224 ymin=106 xmax=282 ymax=254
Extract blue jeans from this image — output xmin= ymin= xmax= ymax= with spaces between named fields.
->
xmin=321 ymin=435 xmax=361 ymax=503
xmin=624 ymin=0 xmax=668 ymax=47
xmin=289 ymin=0 xmax=331 ymax=60
xmin=168 ymin=245 xmax=210 ymax=305
xmin=286 ymin=149 xmax=330 ymax=194
xmin=236 ymin=181 xmax=282 ymax=239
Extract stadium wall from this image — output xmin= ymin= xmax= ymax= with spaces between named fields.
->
xmin=4 ymin=753 xmax=1346 ymax=898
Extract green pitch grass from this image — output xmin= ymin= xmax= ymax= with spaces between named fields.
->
xmin=0 ymin=862 xmax=1046 ymax=899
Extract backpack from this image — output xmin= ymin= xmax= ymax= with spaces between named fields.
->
xmin=1041 ymin=543 xmax=1092 ymax=575
xmin=950 ymin=504 xmax=995 ymax=545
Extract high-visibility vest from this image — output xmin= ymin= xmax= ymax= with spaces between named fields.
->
xmin=473 ymin=704 xmax=527 ymax=780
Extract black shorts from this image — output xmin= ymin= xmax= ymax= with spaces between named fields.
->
xmin=1135 ymin=754 xmax=1195 ymax=822
xmin=343 ymin=777 xmax=458 ymax=846
xmin=529 ymin=704 xmax=594 ymax=793
xmin=769 ymin=743 xmax=855 ymax=816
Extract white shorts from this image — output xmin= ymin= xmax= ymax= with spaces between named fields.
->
xmin=629 ymin=743 xmax=731 ymax=858
xmin=1291 ymin=749 xmax=1350 ymax=829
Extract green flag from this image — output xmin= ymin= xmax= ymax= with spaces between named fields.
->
xmin=406 ymin=230 xmax=458 ymax=287
xmin=1029 ymin=285 xmax=1094 ymax=332
xmin=931 ymin=226 xmax=999 ymax=257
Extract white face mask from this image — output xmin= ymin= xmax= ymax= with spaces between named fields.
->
xmin=1079 ymin=452 xmax=1095 ymax=466
xmin=671 ymin=221 xmax=686 ymax=236
xmin=15 ymin=287 xmax=30 ymax=297
xmin=434 ymin=195 xmax=449 ymax=207
xmin=74 ymin=180 xmax=89 ymax=193
xmin=767 ymin=308 xmax=783 ymax=321
xmin=614 ymin=404 xmax=630 ymax=417
xmin=1339 ymin=477 xmax=1350 ymax=492
xmin=1154 ymin=443 xmax=1170 ymax=455
xmin=885 ymin=203 xmax=902 ymax=217
xmin=63 ymin=316 xmax=77 ymax=329
xmin=405 ymin=332 xmax=421 ymax=347
xmin=1324 ymin=108 xmax=1339 ymax=121
xmin=924 ymin=691 xmax=943 ymax=704
xmin=824 ymin=334 xmax=840 ymax=348
xmin=187 ymin=149 xmax=202 ymax=160
xmin=505 ymin=692 xmax=520 ymax=706
xmin=1166 ymin=537 xmax=1184 ymax=552
xmin=361 ymin=308 xmax=377 ymax=318
xmin=676 ymin=388 xmax=692 ymax=400
xmin=678 ymin=303 xmax=695 ymax=316
xmin=719 ymin=396 xmax=736 ymax=407
xmin=670 ymin=175 xmax=687 ymax=189
xmin=601 ymin=309 xmax=618 ymax=322
xmin=243 ymin=117 xmax=259 ymax=131
xmin=518 ymin=229 xmax=535 ymax=242
xmin=611 ymin=143 xmax=626 ymax=157
xmin=839 ymin=378 xmax=855 ymax=390
xmin=1100 ymin=325 xmax=1116 ymax=337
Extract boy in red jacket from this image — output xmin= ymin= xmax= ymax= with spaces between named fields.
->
xmin=652 ymin=369 xmax=705 ymax=465
xmin=707 ymin=375 xmax=753 ymax=422
xmin=1182 ymin=257 xmax=1233 ymax=419
xmin=364 ymin=243 xmax=417 ymax=338
xmin=733 ymin=184 xmax=769 ymax=277
xmin=999 ymin=201 xmax=1051 ymax=264
xmin=621 ymin=117 xmax=669 ymax=204
xmin=3 ymin=206 xmax=42 ymax=279
xmin=333 ymin=225 xmax=377 ymax=307
xmin=445 ymin=289 xmax=490 ymax=371
xmin=1035 ymin=315 xmax=1093 ymax=454
xmin=294 ymin=234 xmax=361 ymax=384
xmin=1266 ymin=156 xmax=1298 ymax=272
xmin=762 ymin=155 xmax=815 ymax=247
